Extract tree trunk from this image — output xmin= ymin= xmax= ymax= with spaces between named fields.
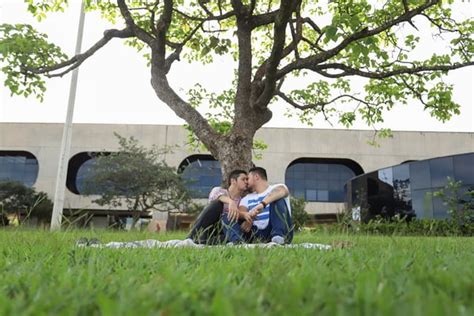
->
xmin=212 ymin=131 xmax=255 ymax=187
xmin=149 ymin=48 xmax=266 ymax=184
xmin=131 ymin=212 xmax=141 ymax=230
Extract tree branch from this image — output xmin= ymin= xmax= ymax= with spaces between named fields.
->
xmin=116 ymin=0 xmax=154 ymax=44
xmin=276 ymin=91 xmax=374 ymax=110
xmin=173 ymin=8 xmax=235 ymax=22
xmin=26 ymin=28 xmax=133 ymax=77
xmin=231 ymin=0 xmax=253 ymax=125
xmin=251 ymin=10 xmax=279 ymax=29
xmin=253 ymin=0 xmax=299 ymax=108
xmin=164 ymin=22 xmax=204 ymax=73
xmin=149 ymin=0 xmax=221 ymax=155
xmin=301 ymin=17 xmax=322 ymax=34
xmin=277 ymin=0 xmax=441 ymax=79
xmin=311 ymin=62 xmax=474 ymax=79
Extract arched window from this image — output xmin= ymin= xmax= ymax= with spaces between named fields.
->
xmin=0 ymin=151 xmax=39 ymax=187
xmin=67 ymin=152 xmax=107 ymax=194
xmin=178 ymin=155 xmax=222 ymax=198
xmin=285 ymin=158 xmax=363 ymax=202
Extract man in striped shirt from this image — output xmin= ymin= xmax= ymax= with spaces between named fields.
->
xmin=233 ymin=167 xmax=294 ymax=245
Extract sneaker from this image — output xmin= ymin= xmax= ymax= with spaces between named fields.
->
xmin=87 ymin=238 xmax=101 ymax=247
xmin=270 ymin=235 xmax=285 ymax=245
xmin=75 ymin=237 xmax=89 ymax=247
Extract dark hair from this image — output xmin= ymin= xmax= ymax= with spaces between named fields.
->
xmin=227 ymin=169 xmax=247 ymax=187
xmin=249 ymin=167 xmax=267 ymax=181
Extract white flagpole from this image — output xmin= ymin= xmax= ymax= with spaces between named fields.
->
xmin=50 ymin=1 xmax=86 ymax=231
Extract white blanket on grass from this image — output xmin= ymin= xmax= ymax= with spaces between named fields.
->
xmin=85 ymin=239 xmax=332 ymax=250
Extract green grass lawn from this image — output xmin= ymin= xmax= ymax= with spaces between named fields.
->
xmin=0 ymin=229 xmax=472 ymax=316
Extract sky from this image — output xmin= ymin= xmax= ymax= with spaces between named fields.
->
xmin=0 ymin=0 xmax=473 ymax=132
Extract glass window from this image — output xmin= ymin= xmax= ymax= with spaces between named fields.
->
xmin=75 ymin=158 xmax=97 ymax=194
xmin=285 ymin=160 xmax=358 ymax=202
xmin=317 ymin=190 xmax=329 ymax=201
xmin=432 ymin=190 xmax=449 ymax=219
xmin=411 ymin=189 xmax=433 ymax=219
xmin=393 ymin=164 xmax=411 ymax=208
xmin=306 ymin=189 xmax=317 ymax=201
xmin=410 ymin=161 xmax=431 ymax=190
xmin=378 ymin=168 xmax=393 ymax=186
xmin=0 ymin=151 xmax=39 ymax=187
xmin=430 ymin=157 xmax=454 ymax=188
xmin=180 ymin=157 xmax=222 ymax=198
xmin=453 ymin=153 xmax=474 ymax=186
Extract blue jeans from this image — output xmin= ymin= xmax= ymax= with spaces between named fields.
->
xmin=222 ymin=198 xmax=294 ymax=243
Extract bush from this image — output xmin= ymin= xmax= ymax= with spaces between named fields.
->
xmin=433 ymin=178 xmax=473 ymax=235
xmin=327 ymin=214 xmax=473 ymax=237
xmin=290 ymin=197 xmax=309 ymax=231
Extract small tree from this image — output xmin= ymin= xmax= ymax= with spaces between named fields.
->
xmin=433 ymin=178 xmax=473 ymax=235
xmin=83 ymin=134 xmax=191 ymax=227
xmin=0 ymin=181 xmax=53 ymax=225
xmin=290 ymin=196 xmax=309 ymax=231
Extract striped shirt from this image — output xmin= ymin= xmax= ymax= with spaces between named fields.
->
xmin=240 ymin=184 xmax=291 ymax=230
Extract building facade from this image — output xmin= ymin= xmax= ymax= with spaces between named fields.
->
xmin=1 ymin=123 xmax=473 ymax=218
xmin=346 ymin=152 xmax=474 ymax=221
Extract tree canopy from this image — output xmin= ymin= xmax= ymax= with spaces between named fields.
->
xmin=1 ymin=0 xmax=473 ymax=177
xmin=0 ymin=181 xmax=53 ymax=223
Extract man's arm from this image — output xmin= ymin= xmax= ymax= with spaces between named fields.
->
xmin=219 ymin=195 xmax=239 ymax=222
xmin=249 ymin=184 xmax=289 ymax=217
xmin=208 ymin=187 xmax=228 ymax=202
xmin=208 ymin=187 xmax=239 ymax=222
xmin=262 ymin=184 xmax=289 ymax=205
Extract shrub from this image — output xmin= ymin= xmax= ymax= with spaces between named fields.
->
xmin=290 ymin=196 xmax=309 ymax=231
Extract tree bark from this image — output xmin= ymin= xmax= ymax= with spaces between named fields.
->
xmin=215 ymin=131 xmax=255 ymax=186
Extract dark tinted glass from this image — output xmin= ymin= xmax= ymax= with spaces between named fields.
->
xmin=411 ymin=189 xmax=433 ymax=219
xmin=285 ymin=162 xmax=356 ymax=202
xmin=76 ymin=159 xmax=96 ymax=194
xmin=410 ymin=161 xmax=431 ymax=190
xmin=430 ymin=157 xmax=454 ymax=188
xmin=432 ymin=190 xmax=449 ymax=219
xmin=453 ymin=154 xmax=474 ymax=185
xmin=378 ymin=168 xmax=393 ymax=186
xmin=182 ymin=159 xmax=222 ymax=198
xmin=0 ymin=152 xmax=39 ymax=187
xmin=393 ymin=164 xmax=411 ymax=209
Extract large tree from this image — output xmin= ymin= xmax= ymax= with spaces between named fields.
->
xmin=1 ymin=0 xmax=473 ymax=178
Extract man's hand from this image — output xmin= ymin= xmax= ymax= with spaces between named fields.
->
xmin=240 ymin=212 xmax=253 ymax=233
xmin=241 ymin=211 xmax=253 ymax=223
xmin=240 ymin=220 xmax=252 ymax=233
xmin=249 ymin=202 xmax=265 ymax=218
xmin=227 ymin=200 xmax=239 ymax=222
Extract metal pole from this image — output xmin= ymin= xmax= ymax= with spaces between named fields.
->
xmin=50 ymin=1 xmax=86 ymax=231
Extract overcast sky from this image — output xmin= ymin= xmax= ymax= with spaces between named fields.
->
xmin=1 ymin=0 xmax=473 ymax=132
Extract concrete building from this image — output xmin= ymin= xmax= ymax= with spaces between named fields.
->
xmin=1 ymin=122 xmax=473 ymax=221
